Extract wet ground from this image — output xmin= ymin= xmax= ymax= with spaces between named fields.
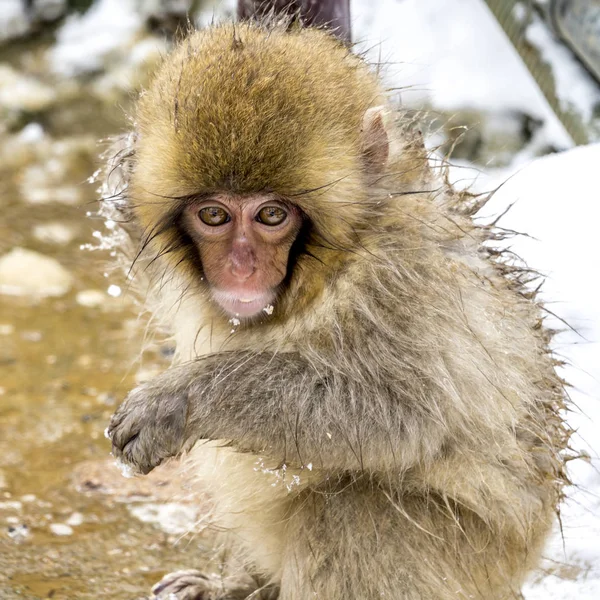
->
xmin=0 ymin=35 xmax=214 ymax=600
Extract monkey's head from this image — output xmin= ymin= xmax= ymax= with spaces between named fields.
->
xmin=129 ymin=22 xmax=409 ymax=322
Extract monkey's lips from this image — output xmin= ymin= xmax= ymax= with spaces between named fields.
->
xmin=212 ymin=290 xmax=275 ymax=318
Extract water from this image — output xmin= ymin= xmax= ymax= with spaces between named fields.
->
xmin=0 ymin=35 xmax=212 ymax=600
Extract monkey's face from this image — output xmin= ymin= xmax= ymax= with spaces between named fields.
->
xmin=181 ymin=193 xmax=303 ymax=319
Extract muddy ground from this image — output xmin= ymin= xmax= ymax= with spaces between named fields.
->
xmin=0 ymin=30 xmax=217 ymax=600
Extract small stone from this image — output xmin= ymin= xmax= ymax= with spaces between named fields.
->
xmin=0 ymin=65 xmax=56 ymax=113
xmin=49 ymin=523 xmax=73 ymax=536
xmin=7 ymin=523 xmax=29 ymax=541
xmin=65 ymin=512 xmax=84 ymax=526
xmin=18 ymin=123 xmax=45 ymax=144
xmin=33 ymin=222 xmax=77 ymax=245
xmin=97 ymin=392 xmax=115 ymax=406
xmin=21 ymin=185 xmax=81 ymax=206
xmin=76 ymin=289 xmax=106 ymax=308
xmin=21 ymin=330 xmax=42 ymax=342
xmin=0 ymin=248 xmax=73 ymax=298
xmin=77 ymin=355 xmax=92 ymax=368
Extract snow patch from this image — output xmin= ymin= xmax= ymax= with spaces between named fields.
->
xmin=50 ymin=0 xmax=143 ymax=77
xmin=127 ymin=502 xmax=198 ymax=535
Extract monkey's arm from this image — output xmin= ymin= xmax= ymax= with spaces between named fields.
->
xmin=108 ymin=350 xmax=447 ymax=475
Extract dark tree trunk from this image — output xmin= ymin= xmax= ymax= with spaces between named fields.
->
xmin=238 ymin=0 xmax=351 ymax=43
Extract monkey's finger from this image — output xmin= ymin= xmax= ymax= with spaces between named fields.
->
xmin=151 ymin=569 xmax=210 ymax=594
xmin=109 ymin=417 xmax=141 ymax=454
xmin=106 ymin=407 xmax=126 ymax=436
xmin=119 ymin=432 xmax=139 ymax=457
xmin=114 ymin=434 xmax=154 ymax=475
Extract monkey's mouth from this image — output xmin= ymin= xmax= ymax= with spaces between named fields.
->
xmin=212 ymin=290 xmax=275 ymax=319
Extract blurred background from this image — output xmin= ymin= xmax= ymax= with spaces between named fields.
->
xmin=0 ymin=1 xmax=599 ymax=598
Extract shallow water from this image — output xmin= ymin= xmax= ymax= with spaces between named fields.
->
xmin=0 ymin=37 xmax=213 ymax=600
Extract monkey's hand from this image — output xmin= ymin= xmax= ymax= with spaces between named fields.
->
xmin=107 ymin=375 xmax=192 ymax=475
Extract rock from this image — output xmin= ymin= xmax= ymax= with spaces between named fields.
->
xmin=0 ymin=1 xmax=31 ymax=45
xmin=0 ymin=248 xmax=73 ymax=297
xmin=139 ymin=0 xmax=193 ymax=34
xmin=18 ymin=123 xmax=45 ymax=144
xmin=49 ymin=522 xmax=73 ymax=536
xmin=7 ymin=523 xmax=29 ymax=542
xmin=71 ymin=458 xmax=200 ymax=503
xmin=31 ymin=0 xmax=67 ymax=22
xmin=437 ymin=109 xmax=536 ymax=167
xmin=90 ymin=36 xmax=167 ymax=102
xmin=0 ymin=126 xmax=46 ymax=171
xmin=0 ymin=64 xmax=57 ymax=113
xmin=17 ymin=136 xmax=96 ymax=205
xmin=33 ymin=222 xmax=78 ymax=245
xmin=76 ymin=289 xmax=107 ymax=308
xmin=0 ymin=0 xmax=67 ymax=45
xmin=21 ymin=184 xmax=81 ymax=205
xmin=65 ymin=511 xmax=84 ymax=526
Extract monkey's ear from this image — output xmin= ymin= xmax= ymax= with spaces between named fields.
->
xmin=361 ymin=106 xmax=390 ymax=173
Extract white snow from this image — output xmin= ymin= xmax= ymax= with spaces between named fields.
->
xmin=49 ymin=0 xmax=142 ymax=77
xmin=107 ymin=284 xmax=122 ymax=298
xmin=351 ymin=0 xmax=573 ymax=147
xmin=127 ymin=502 xmax=199 ymax=535
xmin=0 ymin=1 xmax=30 ymax=44
xmin=115 ymin=459 xmax=136 ymax=479
xmin=478 ymin=146 xmax=600 ymax=596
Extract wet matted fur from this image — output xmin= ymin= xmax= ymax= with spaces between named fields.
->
xmin=99 ymin=20 xmax=571 ymax=600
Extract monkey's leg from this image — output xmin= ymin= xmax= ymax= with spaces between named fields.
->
xmin=276 ymin=483 xmax=548 ymax=600
xmin=150 ymin=569 xmax=277 ymax=600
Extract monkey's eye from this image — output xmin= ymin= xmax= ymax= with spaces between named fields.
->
xmin=199 ymin=206 xmax=230 ymax=226
xmin=256 ymin=206 xmax=287 ymax=226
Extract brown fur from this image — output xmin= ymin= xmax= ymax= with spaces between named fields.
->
xmin=102 ymin=21 xmax=570 ymax=600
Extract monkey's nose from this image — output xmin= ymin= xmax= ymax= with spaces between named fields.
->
xmin=230 ymin=263 xmax=255 ymax=280
xmin=230 ymin=243 xmax=255 ymax=280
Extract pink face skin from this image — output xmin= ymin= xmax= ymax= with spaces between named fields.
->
xmin=183 ymin=194 xmax=302 ymax=319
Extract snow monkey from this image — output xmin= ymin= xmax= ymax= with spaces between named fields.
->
xmin=104 ymin=20 xmax=569 ymax=600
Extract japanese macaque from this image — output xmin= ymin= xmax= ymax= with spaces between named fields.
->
xmin=103 ymin=20 xmax=569 ymax=600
